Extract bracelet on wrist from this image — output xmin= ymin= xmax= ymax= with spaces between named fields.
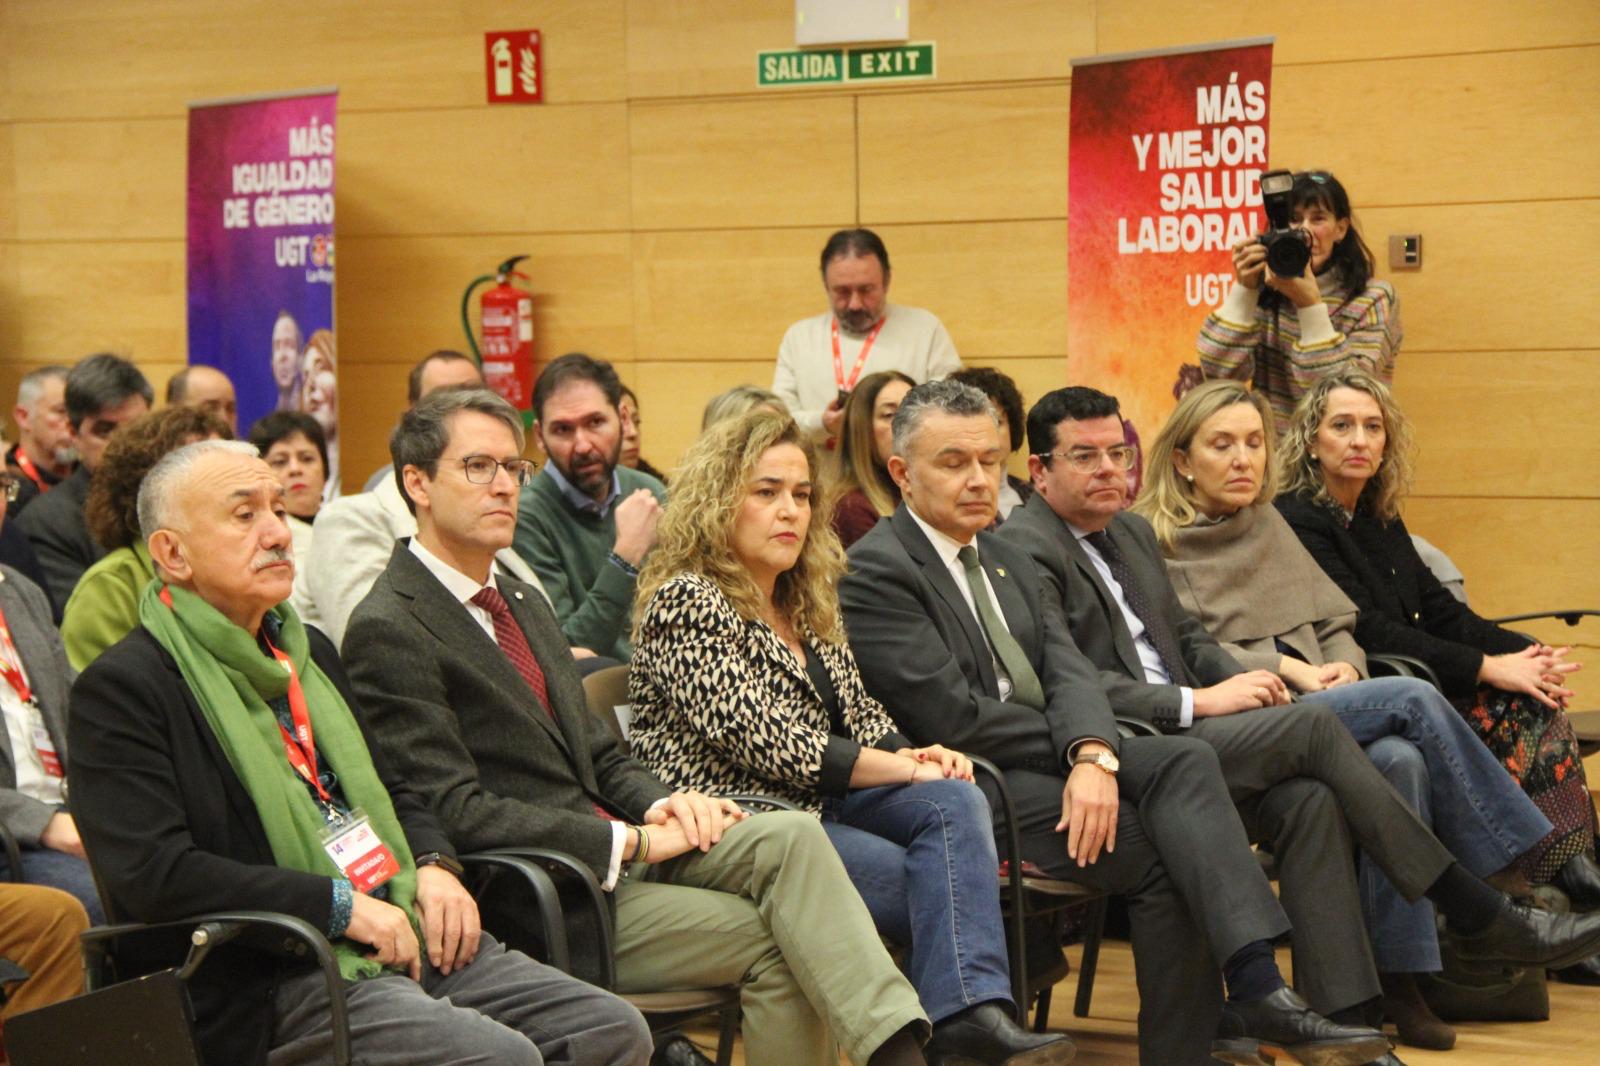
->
xmin=632 ymin=825 xmax=650 ymax=864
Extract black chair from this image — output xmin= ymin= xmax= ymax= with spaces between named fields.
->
xmin=977 ymin=715 xmax=1162 ymax=1031
xmin=6 ymin=851 xmax=563 ymax=1066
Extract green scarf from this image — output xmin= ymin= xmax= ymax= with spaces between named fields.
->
xmin=139 ymin=582 xmax=417 ymax=981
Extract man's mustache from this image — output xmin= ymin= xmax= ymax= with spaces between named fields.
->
xmin=252 ymin=548 xmax=292 ymax=570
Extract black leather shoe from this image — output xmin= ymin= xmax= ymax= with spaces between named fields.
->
xmin=1367 ymin=1054 xmax=1407 ymax=1065
xmin=1451 ymin=897 xmax=1600 ymax=970
xmin=1553 ymin=852 xmax=1600 ymax=910
xmin=651 ymin=1034 xmax=715 ymax=1066
xmin=924 ymin=1002 xmax=1076 ymax=1066
xmin=1212 ymin=987 xmax=1391 ymax=1066
xmin=1550 ymin=951 xmax=1600 ymax=985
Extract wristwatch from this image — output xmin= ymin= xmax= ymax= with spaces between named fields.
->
xmin=414 ymin=852 xmax=466 ymax=878
xmin=1072 ymin=749 xmax=1120 ymax=776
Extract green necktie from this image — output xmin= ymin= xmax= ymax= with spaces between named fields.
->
xmin=957 ymin=546 xmax=1046 ymax=711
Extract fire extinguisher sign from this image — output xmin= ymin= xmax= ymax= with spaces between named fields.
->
xmin=485 ymin=30 xmax=543 ymax=104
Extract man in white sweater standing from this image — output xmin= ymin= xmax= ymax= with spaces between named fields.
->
xmin=773 ymin=228 xmax=960 ymax=441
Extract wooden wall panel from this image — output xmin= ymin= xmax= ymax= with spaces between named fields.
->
xmin=1402 ymin=499 xmax=1600 ymax=617
xmin=624 ymin=0 xmax=794 ymax=100
xmin=10 ymin=119 xmax=186 ymax=241
xmin=631 ymin=227 xmax=837 ymax=363
xmin=1397 ymin=351 xmax=1600 ymax=500
xmin=5 ymin=242 xmax=185 ymax=363
xmin=857 ymin=86 xmax=1070 ymax=224
xmin=1096 ymin=0 xmax=1600 ymax=65
xmin=0 ymin=126 xmax=14 ymax=238
xmin=872 ymin=221 xmax=1068 ymax=359
xmin=629 ymin=95 xmax=857 ymax=229
xmin=1357 ymin=202 xmax=1600 ymax=354
xmin=631 ymin=359 xmax=779 ymax=478
xmin=625 ymin=0 xmax=1096 ymax=99
xmin=2 ymin=0 xmax=627 ymax=119
xmin=338 ymin=104 xmax=631 ymax=237
xmin=1270 ymin=48 xmax=1600 ymax=206
xmin=336 ymin=232 xmax=635 ymax=366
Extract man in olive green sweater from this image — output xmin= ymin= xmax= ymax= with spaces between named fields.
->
xmin=514 ymin=354 xmax=665 ymax=661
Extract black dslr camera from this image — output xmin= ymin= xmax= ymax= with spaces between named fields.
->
xmin=1257 ymin=169 xmax=1311 ymax=277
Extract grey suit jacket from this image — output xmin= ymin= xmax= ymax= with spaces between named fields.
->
xmin=999 ymin=497 xmax=1242 ymax=730
xmin=0 ymin=565 xmax=74 ymax=845
xmin=840 ymin=506 xmax=1119 ymax=775
xmin=343 ymin=543 xmax=669 ymax=876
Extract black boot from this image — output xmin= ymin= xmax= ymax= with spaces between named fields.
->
xmin=650 ymin=1033 xmax=715 ymax=1066
xmin=1213 ymin=987 xmax=1391 ymax=1066
xmin=1552 ymin=852 xmax=1600 ymax=909
xmin=924 ymin=1002 xmax=1075 ymax=1066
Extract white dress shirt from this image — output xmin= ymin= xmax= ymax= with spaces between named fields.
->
xmin=905 ymin=508 xmax=1015 ymax=702
xmin=1068 ymin=524 xmax=1195 ymax=726
xmin=406 ymin=538 xmax=648 ymax=889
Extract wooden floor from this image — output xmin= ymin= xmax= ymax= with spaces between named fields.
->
xmin=681 ymin=939 xmax=1599 ymax=1064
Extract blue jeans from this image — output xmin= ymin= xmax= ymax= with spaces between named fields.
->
xmin=1311 ymin=675 xmax=1553 ymax=972
xmin=821 ymin=778 xmax=1013 ymax=1023
xmin=0 ymin=846 xmax=105 ymax=924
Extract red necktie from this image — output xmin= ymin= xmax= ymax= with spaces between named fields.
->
xmin=470 ymin=586 xmax=551 ymax=714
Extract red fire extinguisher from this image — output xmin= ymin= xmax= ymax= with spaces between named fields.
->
xmin=461 ymin=254 xmax=535 ymax=424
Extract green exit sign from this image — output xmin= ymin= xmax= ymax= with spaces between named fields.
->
xmin=847 ymin=43 xmax=935 ymax=81
xmin=757 ymin=42 xmax=935 ymax=87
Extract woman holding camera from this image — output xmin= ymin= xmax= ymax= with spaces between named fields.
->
xmin=1197 ymin=170 xmax=1401 ymax=432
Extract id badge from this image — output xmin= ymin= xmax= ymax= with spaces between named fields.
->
xmin=319 ymin=807 xmax=400 ymax=893
xmin=32 ymin=725 xmax=63 ymax=778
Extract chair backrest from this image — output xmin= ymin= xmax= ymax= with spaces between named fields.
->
xmin=581 ymin=665 xmax=632 ymax=748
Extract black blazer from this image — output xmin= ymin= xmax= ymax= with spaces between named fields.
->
xmin=998 ymin=498 xmax=1242 ymax=730
xmin=343 ymin=544 xmax=671 ymax=879
xmin=68 ymin=624 xmax=453 ymax=1066
xmin=840 ymin=505 xmax=1119 ymax=775
xmin=15 ymin=466 xmax=104 ymax=611
xmin=1274 ymin=492 xmax=1527 ymax=699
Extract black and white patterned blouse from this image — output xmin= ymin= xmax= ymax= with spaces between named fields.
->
xmin=629 ymin=573 xmax=908 ymax=814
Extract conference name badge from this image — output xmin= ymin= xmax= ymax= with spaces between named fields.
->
xmin=320 ymin=808 xmax=400 ymax=893
xmin=32 ymin=724 xmax=63 ymax=778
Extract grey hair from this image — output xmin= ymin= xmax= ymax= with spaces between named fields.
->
xmin=700 ymin=385 xmax=788 ymax=431
xmin=390 ymin=386 xmax=525 ymax=515
xmin=138 ymin=439 xmax=261 ymax=538
xmin=16 ymin=366 xmax=70 ymax=409
xmin=890 ymin=379 xmax=999 ymax=457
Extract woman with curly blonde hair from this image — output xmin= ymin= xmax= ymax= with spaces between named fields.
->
xmin=1274 ymin=373 xmax=1599 ymax=937
xmin=631 ymin=410 xmax=1071 ymax=1065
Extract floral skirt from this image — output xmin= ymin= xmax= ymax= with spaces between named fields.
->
xmin=1455 ymin=684 xmax=1596 ymax=884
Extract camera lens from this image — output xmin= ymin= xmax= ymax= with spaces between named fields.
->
xmin=1265 ymin=231 xmax=1311 ymax=277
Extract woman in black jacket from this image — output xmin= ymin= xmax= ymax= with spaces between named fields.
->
xmin=1274 ymin=373 xmax=1597 ymax=923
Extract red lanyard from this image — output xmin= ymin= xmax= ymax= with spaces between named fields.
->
xmin=265 ymin=638 xmax=332 ymax=804
xmin=831 ymin=314 xmax=887 ymax=392
xmin=10 ymin=448 xmax=46 ymax=493
xmin=0 ymin=604 xmax=34 ymax=705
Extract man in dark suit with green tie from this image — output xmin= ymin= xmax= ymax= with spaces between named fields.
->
xmin=839 ymin=379 xmax=1393 ymax=1066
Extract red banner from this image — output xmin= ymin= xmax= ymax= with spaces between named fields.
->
xmin=1067 ymin=39 xmax=1273 ymax=445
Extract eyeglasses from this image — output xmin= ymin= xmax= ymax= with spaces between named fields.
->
xmin=0 ymin=476 xmax=17 ymax=503
xmin=449 ymin=455 xmax=536 ymax=487
xmin=1038 ymin=446 xmax=1138 ymax=474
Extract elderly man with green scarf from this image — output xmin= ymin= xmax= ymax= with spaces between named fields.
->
xmin=68 ymin=439 xmax=651 ymax=1066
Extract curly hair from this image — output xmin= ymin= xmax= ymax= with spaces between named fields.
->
xmin=1277 ymin=370 xmax=1414 ymax=522
xmin=948 ymin=366 xmax=1025 ymax=453
xmin=636 ymin=410 xmax=847 ymax=645
xmin=1130 ymin=381 xmax=1276 ymax=549
xmin=85 ymin=405 xmax=232 ymax=549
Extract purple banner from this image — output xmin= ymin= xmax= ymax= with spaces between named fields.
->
xmin=187 ymin=90 xmax=340 ymax=493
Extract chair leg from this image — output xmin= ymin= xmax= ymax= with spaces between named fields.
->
xmin=715 ymin=1004 xmax=740 ymax=1066
xmin=1031 ymin=985 xmax=1054 ymax=1032
xmin=1073 ymin=897 xmax=1108 ymax=1020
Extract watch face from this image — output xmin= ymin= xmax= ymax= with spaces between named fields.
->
xmin=1096 ymin=752 xmax=1119 ymax=773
